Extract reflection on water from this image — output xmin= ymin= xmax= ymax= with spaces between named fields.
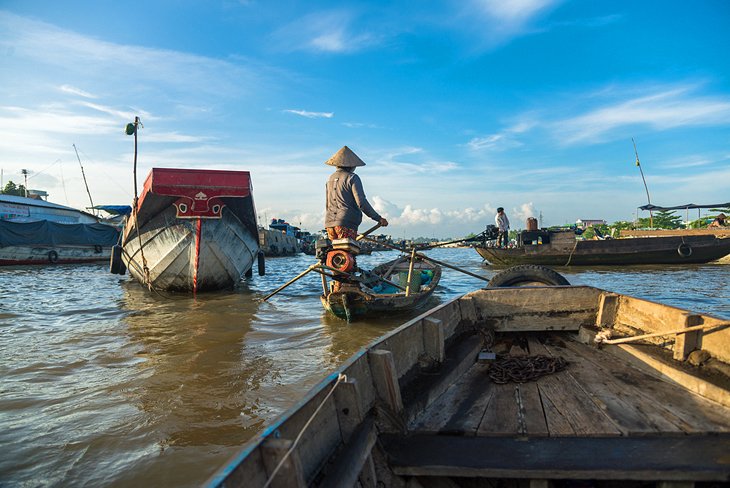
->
xmin=0 ymin=249 xmax=728 ymax=486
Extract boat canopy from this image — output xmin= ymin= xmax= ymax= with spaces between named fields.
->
xmin=639 ymin=202 xmax=730 ymax=211
xmin=91 ymin=205 xmax=132 ymax=215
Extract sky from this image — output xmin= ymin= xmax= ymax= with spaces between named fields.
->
xmin=1 ymin=0 xmax=729 ymax=238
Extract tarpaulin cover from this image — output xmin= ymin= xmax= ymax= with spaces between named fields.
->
xmin=92 ymin=205 xmax=132 ymax=215
xmin=0 ymin=220 xmax=120 ymax=247
xmin=639 ymin=202 xmax=730 ymax=211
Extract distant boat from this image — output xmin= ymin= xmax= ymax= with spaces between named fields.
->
xmin=259 ymin=218 xmax=300 ymax=256
xmin=0 ymin=194 xmax=119 ymax=265
xmin=115 ymin=168 xmax=262 ymax=292
xmin=475 ymin=228 xmax=730 ymax=266
xmin=321 ymin=255 xmax=442 ymax=320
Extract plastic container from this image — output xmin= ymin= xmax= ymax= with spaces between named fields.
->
xmin=526 ymin=217 xmax=538 ymax=231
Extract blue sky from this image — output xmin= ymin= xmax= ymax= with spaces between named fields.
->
xmin=1 ymin=1 xmax=729 ymax=237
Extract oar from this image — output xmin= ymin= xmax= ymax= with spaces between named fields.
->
xmin=261 ymin=264 xmax=318 ymax=301
xmin=358 ymin=235 xmax=491 ymax=283
xmin=356 ymin=223 xmax=382 ymax=241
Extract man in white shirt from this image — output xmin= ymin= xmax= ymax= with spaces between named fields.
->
xmin=495 ymin=207 xmax=510 ymax=247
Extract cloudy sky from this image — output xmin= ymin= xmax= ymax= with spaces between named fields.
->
xmin=1 ymin=1 xmax=729 ymax=237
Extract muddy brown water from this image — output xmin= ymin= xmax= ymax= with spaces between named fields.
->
xmin=1 ymin=248 xmax=728 ymax=486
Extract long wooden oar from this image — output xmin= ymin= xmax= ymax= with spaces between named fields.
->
xmin=358 ymin=235 xmax=491 ymax=283
xmin=261 ymin=264 xmax=319 ymax=301
xmin=356 ymin=223 xmax=382 ymax=241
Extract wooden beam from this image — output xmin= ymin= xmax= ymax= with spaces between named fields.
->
xmin=423 ymin=317 xmax=445 ymax=363
xmin=674 ymin=313 xmax=702 ymax=361
xmin=368 ymin=349 xmax=404 ymax=414
xmin=381 ymin=434 xmax=730 ymax=481
xmin=334 ymin=379 xmax=364 ymax=442
xmin=319 ymin=418 xmax=378 ymax=488
xmin=261 ymin=438 xmax=306 ymax=488
xmin=596 ymin=292 xmax=619 ymax=328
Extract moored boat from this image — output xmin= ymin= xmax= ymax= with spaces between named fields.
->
xmin=117 ymin=168 xmax=261 ymax=292
xmin=208 ymin=266 xmax=730 ymax=487
xmin=321 ymin=255 xmax=441 ymax=320
xmin=475 ymin=228 xmax=730 ymax=266
xmin=0 ymin=194 xmax=119 ymax=265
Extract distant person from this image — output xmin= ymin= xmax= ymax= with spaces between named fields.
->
xmin=324 ymin=145 xmax=388 ymax=242
xmin=495 ymin=207 xmax=510 ymax=247
xmin=709 ymin=213 xmax=726 ymax=228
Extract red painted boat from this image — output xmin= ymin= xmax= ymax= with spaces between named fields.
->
xmin=116 ymin=168 xmax=262 ymax=292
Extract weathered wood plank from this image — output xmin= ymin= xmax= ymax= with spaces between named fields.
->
xmin=674 ymin=313 xmax=702 ymax=361
xmin=411 ymin=362 xmax=494 ymax=434
xmin=477 ymin=383 xmax=521 ymax=436
xmin=528 ymin=338 xmax=623 ymax=437
xmin=319 ymin=418 xmax=377 ymax=488
xmin=518 ymin=381 xmax=549 ymax=436
xmin=381 ymin=434 xmax=730 ymax=481
xmin=550 ymin=338 xmax=730 ymax=434
xmin=368 ymin=349 xmax=404 ymax=414
xmin=422 ymin=317 xmax=445 ymax=363
xmin=595 ymin=292 xmax=619 ymax=328
xmin=261 ymin=438 xmax=306 ymax=488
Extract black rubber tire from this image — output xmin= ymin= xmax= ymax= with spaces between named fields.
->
xmin=677 ymin=243 xmax=692 ymax=258
xmin=488 ymin=264 xmax=570 ymax=287
xmin=257 ymin=251 xmax=266 ymax=276
xmin=109 ymin=245 xmax=124 ymax=274
xmin=48 ymin=250 xmax=59 ymax=264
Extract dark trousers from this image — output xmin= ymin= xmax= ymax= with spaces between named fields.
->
xmin=497 ymin=230 xmax=509 ymax=247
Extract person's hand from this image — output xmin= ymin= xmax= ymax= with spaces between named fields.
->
xmin=379 ymin=218 xmax=389 ymax=227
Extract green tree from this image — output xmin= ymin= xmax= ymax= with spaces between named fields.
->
xmin=637 ymin=210 xmax=683 ymax=229
xmin=1 ymin=181 xmax=27 ymax=197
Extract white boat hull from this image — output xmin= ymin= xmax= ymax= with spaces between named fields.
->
xmin=0 ymin=245 xmax=110 ymax=265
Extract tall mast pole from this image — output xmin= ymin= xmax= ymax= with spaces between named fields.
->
xmin=632 ymin=138 xmax=653 ymax=228
xmin=73 ymin=144 xmax=95 ymax=214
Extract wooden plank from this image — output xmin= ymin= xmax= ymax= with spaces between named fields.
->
xmin=477 ymin=383 xmax=521 ymax=435
xmin=528 ymin=338 xmax=622 ymax=437
xmin=422 ymin=317 xmax=445 ymax=363
xmin=595 ymin=292 xmax=619 ymax=328
xmin=375 ymin=322 xmax=425 ymax=379
xmin=319 ymin=418 xmax=377 ymax=488
xmin=603 ymin=342 xmax=730 ymax=409
xmin=517 ymin=381 xmax=550 ymax=436
xmin=368 ymin=349 xmax=404 ymax=414
xmin=334 ymin=379 xmax=364 ymax=442
xmin=457 ymin=295 xmax=478 ymax=323
xmin=674 ymin=313 xmax=702 ymax=361
xmin=261 ymin=438 xmax=306 ymax=488
xmin=411 ymin=362 xmax=494 ymax=434
xmin=381 ymin=434 xmax=730 ymax=481
xmin=552 ymin=338 xmax=730 ymax=434
xmin=404 ymin=334 xmax=483 ymax=426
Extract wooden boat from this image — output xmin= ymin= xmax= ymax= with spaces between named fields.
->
xmin=208 ymin=267 xmax=730 ymax=487
xmin=321 ymin=255 xmax=442 ymax=320
xmin=0 ymin=194 xmax=119 ymax=265
xmin=117 ymin=168 xmax=261 ymax=292
xmin=476 ymin=228 xmax=730 ymax=266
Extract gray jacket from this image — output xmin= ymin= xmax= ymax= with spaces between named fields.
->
xmin=325 ymin=169 xmax=381 ymax=230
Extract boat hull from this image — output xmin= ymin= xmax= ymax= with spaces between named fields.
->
xmin=0 ymin=245 xmax=110 ymax=265
xmin=123 ymin=206 xmax=258 ymax=291
xmin=476 ymin=235 xmax=730 ymax=266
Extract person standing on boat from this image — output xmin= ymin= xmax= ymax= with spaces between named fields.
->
xmin=709 ymin=213 xmax=726 ymax=228
xmin=324 ymin=145 xmax=388 ymax=241
xmin=495 ymin=207 xmax=510 ymax=247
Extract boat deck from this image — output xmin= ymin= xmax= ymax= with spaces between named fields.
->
xmin=411 ymin=334 xmax=730 ymax=437
xmin=381 ymin=333 xmax=730 ymax=482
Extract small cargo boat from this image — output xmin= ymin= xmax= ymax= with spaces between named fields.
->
xmin=115 ymin=168 xmax=261 ymax=292
xmin=209 ymin=266 xmax=730 ymax=487
xmin=321 ymin=255 xmax=442 ymax=320
xmin=476 ymin=227 xmax=730 ymax=266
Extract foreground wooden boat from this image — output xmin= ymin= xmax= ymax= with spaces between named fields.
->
xmin=117 ymin=168 xmax=261 ymax=292
xmin=209 ymin=271 xmax=730 ymax=487
xmin=321 ymin=256 xmax=442 ymax=320
xmin=476 ymin=228 xmax=730 ymax=266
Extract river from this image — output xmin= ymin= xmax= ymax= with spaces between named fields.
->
xmin=1 ymin=248 xmax=728 ymax=486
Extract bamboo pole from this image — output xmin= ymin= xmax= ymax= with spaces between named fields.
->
xmin=405 ymin=248 xmax=416 ymax=297
xmin=597 ymin=322 xmax=729 ymax=345
xmin=262 ymin=264 xmax=318 ymax=301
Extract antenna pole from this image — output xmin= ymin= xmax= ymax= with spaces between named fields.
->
xmin=73 ymin=144 xmax=95 ymax=214
xmin=632 ymin=138 xmax=653 ymax=228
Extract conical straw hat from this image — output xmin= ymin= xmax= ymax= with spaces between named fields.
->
xmin=324 ymin=146 xmax=366 ymax=167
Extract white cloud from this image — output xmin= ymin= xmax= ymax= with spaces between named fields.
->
xmin=461 ymin=0 xmax=562 ymax=47
xmin=271 ymin=10 xmax=378 ymax=54
xmin=553 ymin=84 xmax=730 ymax=144
xmin=59 ymin=85 xmax=97 ymax=99
xmin=284 ymin=109 xmax=334 ymax=119
xmin=467 ymin=120 xmax=536 ymax=151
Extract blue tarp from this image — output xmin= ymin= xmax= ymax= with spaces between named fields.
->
xmin=0 ymin=220 xmax=120 ymax=247
xmin=92 ymin=205 xmax=132 ymax=216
